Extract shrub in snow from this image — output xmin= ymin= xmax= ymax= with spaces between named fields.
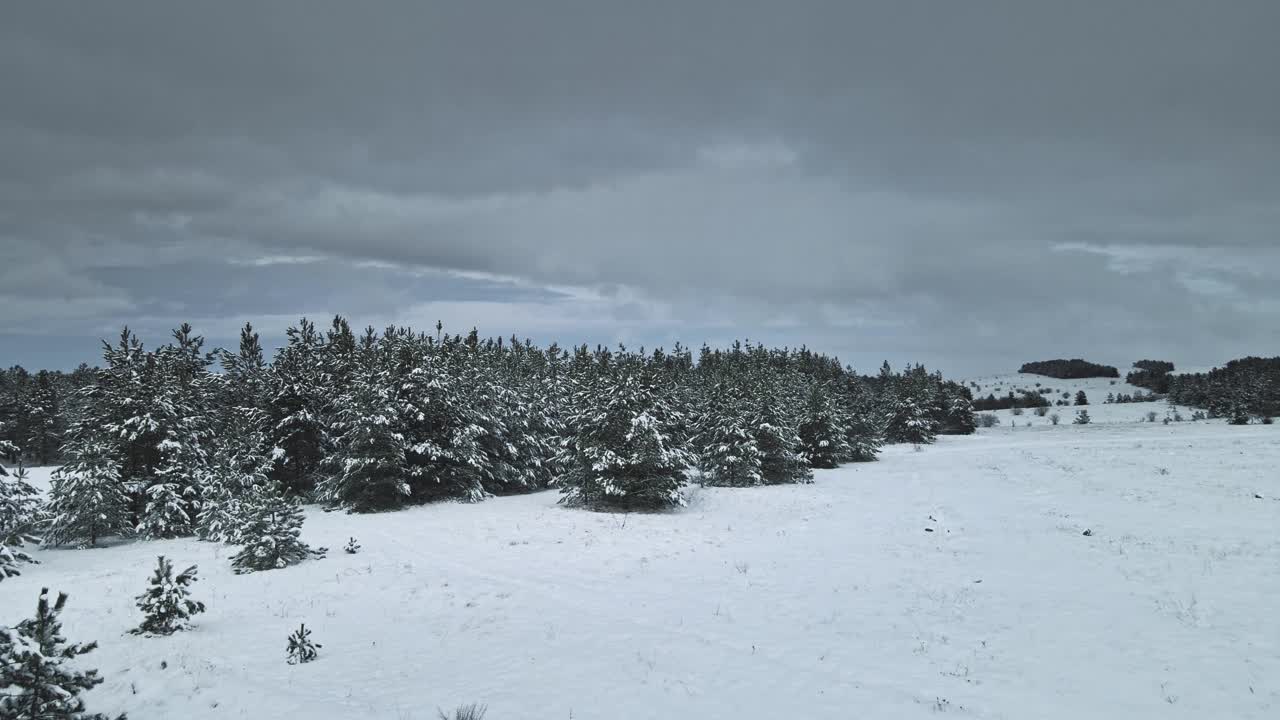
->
xmin=131 ymin=556 xmax=206 ymax=636
xmin=0 ymin=588 xmax=125 ymax=720
xmin=1146 ymin=411 xmax=1158 ymax=422
xmin=286 ymin=623 xmax=320 ymax=664
xmin=1034 ymin=406 xmax=1049 ymax=417
xmin=343 ymin=537 xmax=361 ymax=554
xmin=232 ymin=486 xmax=326 ymax=573
xmin=439 ymin=704 xmax=488 ymax=720
xmin=1073 ymin=410 xmax=1091 ymax=425
xmin=1 ymin=461 xmax=42 ymax=583
xmin=1010 ymin=405 xmax=1024 ymax=416
xmin=977 ymin=413 xmax=1000 ymax=428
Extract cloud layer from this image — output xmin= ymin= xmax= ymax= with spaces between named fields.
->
xmin=3 ymin=1 xmax=1278 ymax=373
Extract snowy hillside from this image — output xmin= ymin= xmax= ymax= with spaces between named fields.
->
xmin=966 ymin=371 xmax=1202 ymax=426
xmin=5 ymin=419 xmax=1280 ymax=719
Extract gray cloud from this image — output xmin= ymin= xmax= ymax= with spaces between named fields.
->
xmin=2 ymin=1 xmax=1278 ymax=373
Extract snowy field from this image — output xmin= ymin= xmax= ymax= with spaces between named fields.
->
xmin=5 ymin=417 xmax=1280 ymax=719
xmin=966 ymin=371 xmax=1201 ymax=426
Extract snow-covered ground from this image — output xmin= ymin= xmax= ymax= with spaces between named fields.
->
xmin=6 ymin=418 xmax=1280 ymax=719
xmin=966 ymin=371 xmax=1199 ymax=426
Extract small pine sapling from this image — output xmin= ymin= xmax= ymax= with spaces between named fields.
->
xmin=1073 ymin=409 xmax=1092 ymax=425
xmin=286 ymin=623 xmax=321 ymax=664
xmin=131 ymin=556 xmax=206 ymax=636
xmin=343 ymin=537 xmax=361 ymax=555
xmin=0 ymin=588 xmax=125 ymax=720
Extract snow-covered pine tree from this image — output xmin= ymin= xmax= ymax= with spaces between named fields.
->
xmin=882 ymin=368 xmax=940 ymax=445
xmin=692 ymin=381 xmax=763 ymax=487
xmin=1 ymin=454 xmax=42 ymax=582
xmin=285 ymin=623 xmax=320 ymax=664
xmin=130 ymin=556 xmax=206 ymax=635
xmin=231 ymin=484 xmax=324 ymax=573
xmin=751 ymin=386 xmax=812 ymax=485
xmin=557 ymin=365 xmax=693 ymax=509
xmin=937 ymin=384 xmax=977 ymax=436
xmin=20 ymin=371 xmax=64 ymax=465
xmin=0 ymin=588 xmax=124 ymax=720
xmin=319 ymin=361 xmax=412 ymax=512
xmin=797 ymin=382 xmax=850 ymax=469
xmin=44 ymin=431 xmax=131 ymax=548
xmin=836 ymin=377 xmax=883 ymax=462
xmin=267 ymin=319 xmax=330 ymax=496
xmin=397 ymin=352 xmax=487 ymax=503
xmin=198 ymin=324 xmax=274 ymax=543
xmin=137 ymin=325 xmax=215 ymax=540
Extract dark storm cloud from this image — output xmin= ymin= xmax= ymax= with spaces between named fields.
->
xmin=2 ymin=1 xmax=1278 ymax=372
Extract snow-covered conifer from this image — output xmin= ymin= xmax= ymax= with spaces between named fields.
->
xmin=798 ymin=383 xmax=850 ymax=469
xmin=286 ymin=623 xmax=320 ymax=664
xmin=131 ymin=556 xmax=205 ymax=636
xmin=0 ymin=588 xmax=123 ymax=720
xmin=1 ymin=459 xmax=41 ymax=582
xmin=44 ymin=433 xmax=131 ymax=548
xmin=557 ymin=367 xmax=693 ymax=509
xmin=231 ymin=485 xmax=324 ymax=573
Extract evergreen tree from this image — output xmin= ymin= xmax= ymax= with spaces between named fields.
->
xmin=797 ymin=383 xmax=849 ymax=469
xmin=231 ymin=485 xmax=324 ymax=573
xmin=558 ymin=365 xmax=693 ymax=509
xmin=1073 ymin=409 xmax=1092 ymax=425
xmin=20 ymin=371 xmax=64 ymax=465
xmin=1 ymin=458 xmax=41 ymax=582
xmin=131 ymin=556 xmax=206 ymax=635
xmin=285 ymin=623 xmax=320 ymax=664
xmin=0 ymin=589 xmax=124 ymax=720
xmin=1075 ymin=390 xmax=1089 ymax=406
xmin=267 ymin=319 xmax=330 ymax=496
xmin=44 ymin=434 xmax=131 ymax=548
xmin=319 ymin=365 xmax=412 ymax=512
xmin=884 ymin=391 xmax=938 ymax=445
xmin=693 ymin=382 xmax=762 ymax=487
xmin=397 ymin=355 xmax=487 ymax=503
xmin=752 ymin=392 xmax=812 ymax=485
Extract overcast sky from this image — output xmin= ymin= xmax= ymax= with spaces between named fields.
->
xmin=3 ymin=1 xmax=1278 ymax=376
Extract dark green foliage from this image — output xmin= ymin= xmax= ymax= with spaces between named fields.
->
xmin=1 ymin=461 xmax=41 ymax=582
xmin=1075 ymin=391 xmax=1089 ymax=406
xmin=131 ymin=556 xmax=205 ymax=636
xmin=0 ymin=589 xmax=125 ymax=720
xmin=286 ymin=623 xmax=320 ymax=664
xmin=1168 ymin=356 xmax=1280 ymax=422
xmin=798 ymin=384 xmax=849 ymax=469
xmin=1020 ymin=359 xmax=1120 ymax=379
xmin=557 ymin=364 xmax=693 ymax=510
xmin=231 ymin=486 xmax=325 ymax=573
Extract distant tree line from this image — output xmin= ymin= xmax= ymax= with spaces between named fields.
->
xmin=971 ymin=390 xmax=1051 ymax=412
xmin=1126 ymin=359 xmax=1175 ymax=394
xmin=1168 ymin=356 xmax=1280 ymax=424
xmin=1 ymin=319 xmax=976 ymax=567
xmin=0 ymin=365 xmax=96 ymax=466
xmin=1019 ymin=359 xmax=1120 ymax=380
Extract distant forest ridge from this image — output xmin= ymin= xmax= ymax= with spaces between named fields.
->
xmin=1018 ymin=359 xmax=1120 ymax=379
